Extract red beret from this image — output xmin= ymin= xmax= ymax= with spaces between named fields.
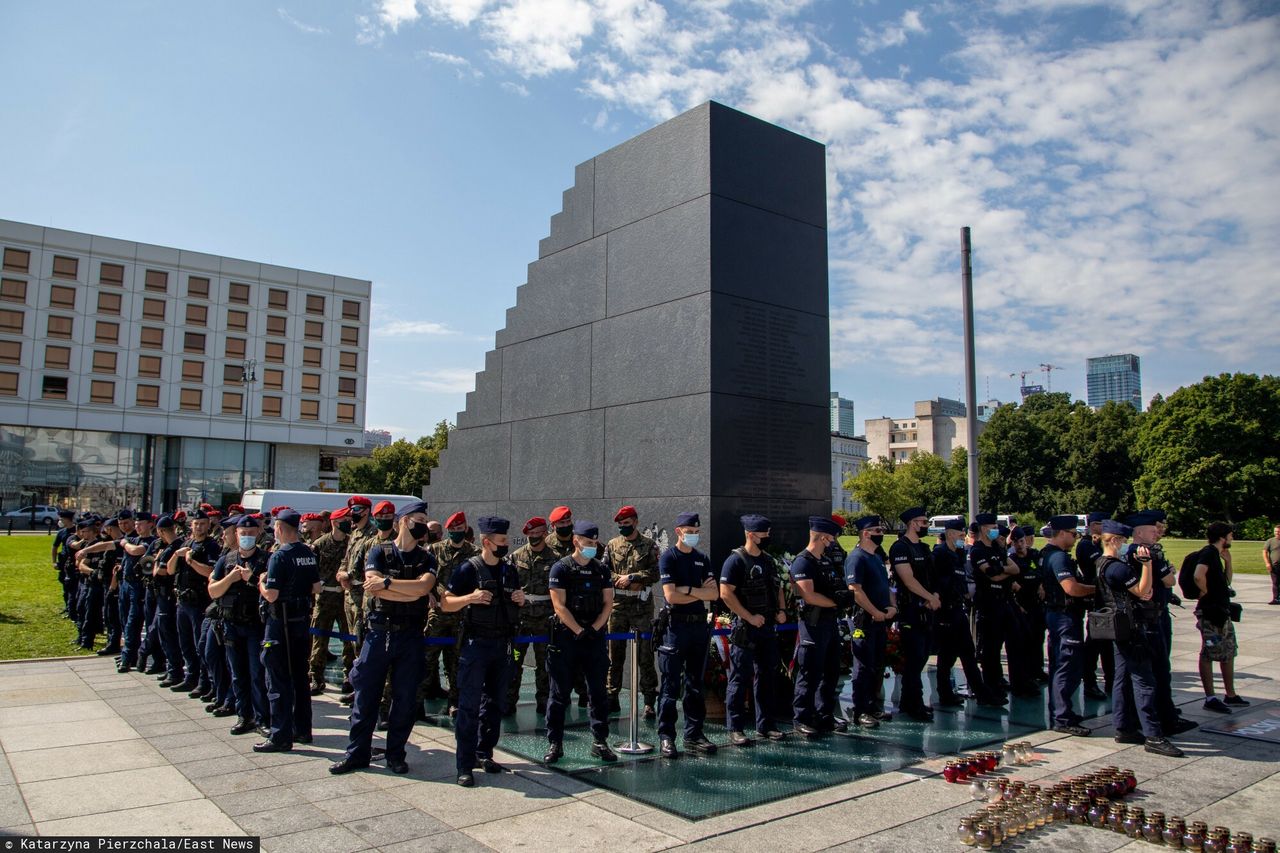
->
xmin=831 ymin=514 xmax=847 ymax=528
xmin=549 ymin=506 xmax=572 ymax=524
xmin=522 ymin=516 xmax=548 ymax=534
xmin=329 ymin=507 xmax=350 ymax=520
xmin=373 ymin=500 xmax=395 ymax=515
xmin=300 ymin=512 xmax=322 ymax=522
xmin=269 ymin=505 xmax=289 ymax=517
xmin=199 ymin=503 xmax=215 ymax=512
xmin=347 ymin=495 xmax=372 ymax=508
xmin=613 ymin=505 xmax=638 ymax=523
xmin=207 ymin=509 xmax=222 ymax=518
xmin=226 ymin=504 xmax=244 ymax=514
xmin=250 ymin=512 xmax=264 ymax=520
xmin=445 ymin=511 xmax=466 ymax=528
xmin=173 ymin=510 xmax=187 ymax=521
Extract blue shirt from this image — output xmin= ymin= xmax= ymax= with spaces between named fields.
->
xmin=264 ymin=541 xmax=320 ymax=600
xmin=548 ymin=556 xmax=609 ymax=591
xmin=447 ymin=556 xmax=518 ymax=595
xmin=719 ymin=549 xmax=777 ymax=588
xmin=659 ymin=546 xmax=714 ymax=614
xmin=844 ymin=547 xmax=890 ymax=610
xmin=367 ymin=541 xmax=437 ymax=581
xmin=1040 ymin=544 xmax=1079 ymax=609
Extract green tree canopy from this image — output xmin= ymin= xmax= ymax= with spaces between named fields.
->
xmin=338 ymin=420 xmax=452 ymax=497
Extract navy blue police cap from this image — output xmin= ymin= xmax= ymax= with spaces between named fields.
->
xmin=1101 ymin=520 xmax=1132 ymax=536
xmin=235 ymin=515 xmax=261 ymax=529
xmin=218 ymin=516 xmax=237 ymax=529
xmin=117 ymin=508 xmax=134 ymax=520
xmin=1048 ymin=514 xmax=1078 ymax=532
xmin=1008 ymin=526 xmax=1025 ymax=541
xmin=852 ymin=515 xmax=882 ymax=532
xmin=899 ymin=506 xmax=927 ymax=524
xmin=134 ymin=511 xmax=153 ymax=523
xmin=572 ymin=520 xmax=599 ymax=540
xmin=1148 ymin=509 xmax=1167 ymax=523
xmin=75 ymin=517 xmax=94 ymax=529
xmin=974 ymin=512 xmax=997 ymax=525
xmin=741 ymin=514 xmax=771 ymax=532
xmin=156 ymin=515 xmax=175 ymax=529
xmin=1020 ymin=525 xmax=1037 ymax=539
xmin=395 ymin=500 xmax=429 ymax=520
xmin=477 ymin=516 xmax=509 ymax=535
xmin=674 ymin=512 xmax=700 ymax=528
xmin=809 ymin=516 xmax=843 ymax=536
xmin=1124 ymin=510 xmax=1161 ymax=528
xmin=102 ymin=516 xmax=120 ymax=528
xmin=1086 ymin=511 xmax=1110 ymax=524
xmin=997 ymin=525 xmax=1011 ymax=537
xmin=191 ymin=508 xmax=209 ymax=520
xmin=275 ymin=508 xmax=301 ymax=528
xmin=57 ymin=509 xmax=75 ymax=519
xmin=942 ymin=518 xmax=966 ymax=532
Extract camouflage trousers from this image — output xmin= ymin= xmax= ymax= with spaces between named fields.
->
xmin=309 ymin=591 xmax=355 ymax=684
xmin=506 ymin=606 xmax=553 ymax=709
xmin=423 ymin=609 xmax=462 ymax=705
xmin=607 ymin=601 xmax=658 ymax=703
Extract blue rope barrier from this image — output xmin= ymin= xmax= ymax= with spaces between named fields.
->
xmin=308 ymin=621 xmax=802 ymax=646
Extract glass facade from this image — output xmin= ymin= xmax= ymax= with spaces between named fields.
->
xmin=1086 ymin=353 xmax=1142 ymax=411
xmin=0 ymin=426 xmax=148 ymax=512
xmin=162 ymin=437 xmax=271 ymax=511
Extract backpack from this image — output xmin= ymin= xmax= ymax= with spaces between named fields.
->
xmin=1178 ymin=550 xmax=1202 ymax=600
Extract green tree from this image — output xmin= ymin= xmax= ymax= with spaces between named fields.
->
xmin=898 ymin=451 xmax=967 ymax=515
xmin=1133 ymin=373 xmax=1280 ymax=534
xmin=845 ymin=457 xmax=909 ymax=522
xmin=1061 ymin=400 xmax=1139 ymax=516
xmin=977 ymin=403 xmax=1054 ymax=517
xmin=338 ymin=421 xmax=453 ymax=496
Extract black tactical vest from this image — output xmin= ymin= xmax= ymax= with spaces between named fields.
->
xmin=464 ymin=556 xmax=520 ymax=639
xmin=732 ymin=549 xmax=776 ymax=616
xmin=367 ymin=542 xmax=429 ymax=624
xmin=217 ymin=550 xmax=270 ymax=624
xmin=561 ymin=560 xmax=605 ymax=626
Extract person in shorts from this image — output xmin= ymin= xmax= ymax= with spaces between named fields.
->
xmin=1193 ymin=522 xmax=1247 ymax=713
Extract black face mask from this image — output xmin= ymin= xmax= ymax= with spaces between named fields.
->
xmin=618 ymin=525 xmax=635 ymax=538
xmin=756 ymin=535 xmax=770 ymax=546
xmin=374 ymin=518 xmax=393 ymax=532
xmin=528 ymin=535 xmax=544 ymax=547
xmin=448 ymin=530 xmax=465 ymax=544
xmin=555 ymin=525 xmax=573 ymax=540
xmin=408 ymin=522 xmax=429 ymax=540
xmin=493 ymin=545 xmax=509 ymax=559
xmin=426 ymin=530 xmax=442 ymax=544
xmin=869 ymin=534 xmax=884 ymax=546
xmin=337 ymin=521 xmax=352 ymax=534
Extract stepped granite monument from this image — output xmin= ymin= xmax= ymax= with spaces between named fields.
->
xmin=424 ymin=101 xmax=831 ymax=556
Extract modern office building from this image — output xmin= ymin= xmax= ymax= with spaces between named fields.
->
xmin=831 ymin=432 xmax=868 ymax=515
xmin=830 ymin=392 xmax=856 ymax=437
xmin=1086 ymin=353 xmax=1142 ymax=410
xmin=0 ymin=219 xmax=371 ymax=512
xmin=864 ymin=397 xmax=984 ymax=463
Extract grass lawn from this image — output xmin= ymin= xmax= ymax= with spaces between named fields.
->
xmin=0 ymin=535 xmax=93 ymax=661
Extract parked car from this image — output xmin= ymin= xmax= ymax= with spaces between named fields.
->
xmin=1 ymin=505 xmax=61 ymax=529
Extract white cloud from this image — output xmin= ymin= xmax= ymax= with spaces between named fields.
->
xmin=858 ymin=9 xmax=927 ymax=53
xmin=278 ymin=8 xmax=328 ymax=35
xmin=406 ymin=368 xmax=481 ymax=393
xmin=485 ymin=0 xmax=596 ymax=76
xmin=376 ymin=319 xmax=459 ymax=337
xmin=378 ymin=0 xmax=422 ymax=29
xmin=500 ymin=80 xmax=530 ymax=96
xmin=418 ymin=49 xmax=483 ymax=77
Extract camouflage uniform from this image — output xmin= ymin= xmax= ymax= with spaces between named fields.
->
xmin=505 ymin=541 xmax=558 ymax=711
xmin=340 ymin=522 xmax=376 ymax=666
xmin=603 ymin=533 xmax=659 ymax=706
xmin=309 ymin=531 xmax=352 ymax=686
xmin=424 ymin=538 xmax=479 ymax=706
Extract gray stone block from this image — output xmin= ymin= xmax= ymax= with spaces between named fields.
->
xmin=591 ymin=292 xmax=711 ymax=409
xmin=710 ymin=195 xmax=828 ymax=312
xmin=539 ymin=160 xmax=595 ymax=258
xmin=605 ymin=196 xmax=710 ymax=317
xmin=709 ymin=101 xmax=827 ymax=228
xmin=711 ymin=297 xmax=830 ymax=406
xmin=509 ymin=410 xmax=605 ymax=502
xmin=499 ymin=326 xmax=592 ymax=422
xmin=425 ymin=422 xmax=511 ymax=504
xmin=457 ymin=349 xmax=502 ymax=429
xmin=496 ymin=236 xmax=606 ymax=348
xmin=709 ymin=392 xmax=830 ymax=502
xmin=603 ymin=395 xmax=711 ymax=499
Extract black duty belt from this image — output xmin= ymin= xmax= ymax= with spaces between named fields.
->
xmin=670 ymin=612 xmax=707 ymax=624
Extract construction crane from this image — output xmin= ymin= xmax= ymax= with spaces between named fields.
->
xmin=1040 ymin=363 xmax=1062 ymax=391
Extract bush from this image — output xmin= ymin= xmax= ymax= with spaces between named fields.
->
xmin=1235 ymin=516 xmax=1274 ymax=541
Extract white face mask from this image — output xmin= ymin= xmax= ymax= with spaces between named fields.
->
xmin=682 ymin=533 xmax=700 ymax=548
xmin=580 ymin=545 xmax=598 ymax=559
xmin=238 ymin=535 xmax=257 ymax=550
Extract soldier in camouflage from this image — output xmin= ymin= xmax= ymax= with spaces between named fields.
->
xmin=336 ymin=496 xmax=375 ymax=702
xmin=603 ymin=505 xmax=659 ymax=716
xmin=505 ymin=516 xmax=557 ymax=715
xmin=309 ymin=506 xmax=352 ymax=695
xmin=425 ymin=511 xmax=479 ymax=714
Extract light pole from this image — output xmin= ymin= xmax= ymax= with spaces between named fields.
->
xmin=239 ymin=359 xmax=257 ymax=498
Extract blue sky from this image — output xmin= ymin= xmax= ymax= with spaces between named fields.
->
xmin=3 ymin=0 xmax=1277 ymax=438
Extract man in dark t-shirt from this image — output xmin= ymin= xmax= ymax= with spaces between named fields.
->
xmin=846 ymin=516 xmax=896 ymax=727
xmin=1194 ymin=521 xmax=1246 ymax=714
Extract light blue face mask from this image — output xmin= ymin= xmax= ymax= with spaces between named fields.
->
xmin=683 ymin=533 xmax=700 ymax=548
xmin=581 ymin=545 xmax=598 ymax=559
xmin=987 ymin=529 xmax=1000 ymax=541
xmin=238 ymin=535 xmax=257 ymax=550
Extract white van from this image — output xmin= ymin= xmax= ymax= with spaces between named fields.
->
xmin=238 ymin=489 xmax=422 ymax=516
xmin=928 ymin=514 xmax=963 ymax=535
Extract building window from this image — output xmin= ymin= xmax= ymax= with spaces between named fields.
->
xmin=300 ymin=373 xmax=320 ymax=394
xmin=186 ymin=304 xmax=207 ymax=326
xmin=226 ymin=309 xmax=248 ymax=331
xmin=300 ymin=398 xmax=320 ymax=420
xmin=261 ymin=395 xmax=282 ymax=418
xmin=338 ymin=376 xmax=357 ymax=398
xmin=187 ymin=276 xmax=210 ymax=298
xmin=302 ymin=347 xmax=321 ymax=368
xmin=142 ymin=297 xmax=165 ymax=321
xmin=138 ymin=355 xmax=162 ymax=378
xmin=42 ymin=376 xmax=68 ymax=400
xmin=337 ymin=402 xmax=356 ymax=424
xmin=179 ymin=388 xmax=202 ymax=411
xmin=183 ymin=332 xmax=205 ymax=354
xmin=339 ymin=351 xmax=358 ymax=372
xmin=144 ymin=269 xmax=168 ymax=292
xmin=47 ymin=315 xmax=73 ymax=339
xmin=225 ymin=337 xmax=246 ymax=359
xmin=221 ymin=391 xmax=243 ymax=414
xmin=44 ymin=345 xmax=70 ymax=369
xmin=0 ymin=278 xmax=26 ymax=302
xmin=52 ymin=256 xmax=79 ymax=280
xmin=92 ymin=350 xmax=117 ymax=375
xmin=2 ymin=248 xmax=30 ymax=273
xmin=99 ymin=263 xmax=125 ymax=286
xmin=262 ymin=368 xmax=284 ymax=390
xmin=97 ymin=292 xmax=121 ymax=314
xmin=264 ymin=342 xmax=285 ymax=363
xmin=89 ymin=379 xmax=115 ymax=404
xmin=135 ymin=385 xmax=160 ymax=407
xmin=94 ymin=321 xmax=119 ymax=344
xmin=266 ymin=315 xmax=286 ymax=336
xmin=306 ymin=294 xmax=325 ymax=315
xmin=0 ymin=340 xmax=20 ymax=364
xmin=0 ymin=371 xmax=17 ymax=397
xmin=341 ymin=300 xmax=361 ymax=321
xmin=181 ymin=360 xmax=204 ymax=383
xmin=139 ymin=326 xmax=164 ymax=350
xmin=229 ymin=282 xmax=250 ymax=304
xmin=223 ymin=364 xmax=243 ymax=384
xmin=267 ymin=288 xmax=288 ymax=310
xmin=49 ymin=285 xmax=76 ymax=308
xmin=304 ymin=320 xmax=323 ymax=341
xmin=340 ymin=326 xmax=359 ymax=346
xmin=0 ymin=309 xmax=22 ymax=334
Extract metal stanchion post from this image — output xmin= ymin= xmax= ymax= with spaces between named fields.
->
xmin=615 ymin=629 xmax=653 ymax=754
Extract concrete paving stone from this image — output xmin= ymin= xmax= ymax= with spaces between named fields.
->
xmin=174 ymin=754 xmax=258 ymax=780
xmin=466 ymin=799 xmax=682 ymax=853
xmin=265 ymin=756 xmax=343 ymax=784
xmin=235 ymin=802 xmax=335 ymax=838
xmin=36 ymin=799 xmax=242 ymax=837
xmin=0 ymin=785 xmax=31 ymax=828
xmin=150 ymin=730 xmax=232 ymax=750
xmin=313 ymin=791 xmax=412 ymax=822
xmin=383 ymin=830 xmax=498 ymax=853
xmin=0 ymin=685 xmax=98 ymax=708
xmin=577 ymin=790 xmax=660 ymax=819
xmin=190 ymin=768 xmax=279 ymax=797
xmin=127 ymin=711 xmax=203 ymax=730
xmin=509 ymin=764 xmax=608 ymax=797
xmin=245 ymin=750 xmax=314 ymax=771
xmin=22 ymin=764 xmax=202 ymax=823
xmin=0 ymin=699 xmax=117 ymax=727
xmin=344 ymin=807 xmax=452 ymax=847
xmin=154 ymin=738 xmax=238 ymax=764
xmin=390 ymin=771 xmax=564 ymax=829
xmin=7 ymin=739 xmax=168 ymax=784
xmin=0 ymin=673 xmax=84 ymax=691
xmin=0 ymin=717 xmax=139 ymax=752
xmin=0 ymin=825 xmax=34 ymax=838
xmin=0 ymin=755 xmax=12 ymax=788
xmin=288 ymin=773 xmax=380 ymax=804
xmin=1184 ymin=769 xmax=1280 ymax=837
xmin=211 ymin=785 xmax=309 ymax=817
xmin=260 ymin=824 xmax=369 ymax=853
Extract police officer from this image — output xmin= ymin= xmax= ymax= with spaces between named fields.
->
xmin=53 ymin=509 xmax=77 ymax=619
xmin=167 ymin=509 xmax=220 ymax=695
xmin=970 ymin=512 xmax=1021 ymax=699
xmin=543 ymin=520 xmax=617 ymax=766
xmin=845 ymin=516 xmax=896 ymax=728
xmin=426 ymin=510 xmax=478 ymax=715
xmin=1144 ymin=511 xmax=1196 ymax=735
xmin=335 ymin=495 xmax=375 ymax=703
xmin=309 ymin=507 xmax=352 ymax=695
xmin=1098 ymin=518 xmax=1184 ymax=757
xmin=76 ymin=516 xmax=123 ymax=655
xmin=208 ymin=515 xmax=271 ymax=735
xmin=604 ymin=505 xmax=659 ymax=717
xmin=1077 ymin=511 xmax=1114 ymax=701
xmin=443 ymin=516 xmax=527 ymax=787
xmin=888 ymin=508 xmax=938 ymax=721
xmin=1011 ymin=526 xmax=1048 ymax=684
xmin=506 ymin=516 xmax=556 ymax=716
xmin=790 ymin=515 xmax=848 ymax=736
xmin=1041 ymin=514 xmax=1095 ymax=736
xmin=114 ymin=513 xmax=156 ymax=673
xmin=656 ymin=512 xmax=719 ymax=758
xmin=932 ymin=519 xmax=1004 ymax=707
xmin=331 ymin=501 xmax=437 ymax=775
xmin=253 ymin=508 xmax=321 ymax=753
xmin=200 ymin=516 xmax=240 ymax=714
xmin=135 ymin=515 xmax=169 ymax=676
xmin=68 ymin=516 xmax=96 ymax=647
xmin=151 ymin=517 xmax=187 ymax=688
xmin=719 ymin=514 xmax=787 ymax=745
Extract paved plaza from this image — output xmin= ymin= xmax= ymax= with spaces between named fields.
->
xmin=1 ymin=575 xmax=1277 ymax=851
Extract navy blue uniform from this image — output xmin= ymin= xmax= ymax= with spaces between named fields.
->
xmin=261 ymin=542 xmax=319 ymax=748
xmin=344 ymin=542 xmax=435 ymax=765
xmin=118 ymin=534 xmax=153 ymax=667
xmin=932 ymin=541 xmax=988 ymax=702
xmin=789 ymin=549 xmax=843 ymax=727
xmin=1144 ymin=544 xmax=1180 ymax=728
xmin=720 ymin=548 xmax=782 ymax=735
xmin=888 ymin=537 xmax=933 ymax=714
xmin=54 ymin=527 xmax=78 ymax=619
xmin=1042 ymin=544 xmax=1086 ymax=727
xmin=211 ymin=548 xmax=270 ymax=725
xmin=1014 ymin=547 xmax=1047 ymax=682
xmin=846 ymin=547 xmax=891 ymax=717
xmin=150 ymin=539 xmax=185 ymax=683
xmin=970 ymin=540 xmax=1014 ymax=693
xmin=1103 ymin=553 xmax=1164 ymax=739
xmin=1077 ymin=536 xmax=1114 ymax=693
xmin=546 ymin=556 xmax=612 ymax=745
xmin=657 ymin=546 xmax=715 ymax=741
xmin=450 ymin=555 xmax=521 ymax=774
xmin=175 ymin=536 xmax=221 ymax=690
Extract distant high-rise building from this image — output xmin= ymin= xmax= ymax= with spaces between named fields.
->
xmin=1086 ymin=354 xmax=1142 ymax=410
xmin=864 ymin=398 xmax=984 ymax=464
xmin=830 ymin=392 xmax=856 ymax=437
xmin=976 ymin=399 xmax=1004 ymax=421
xmin=364 ymin=429 xmax=393 ymax=450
